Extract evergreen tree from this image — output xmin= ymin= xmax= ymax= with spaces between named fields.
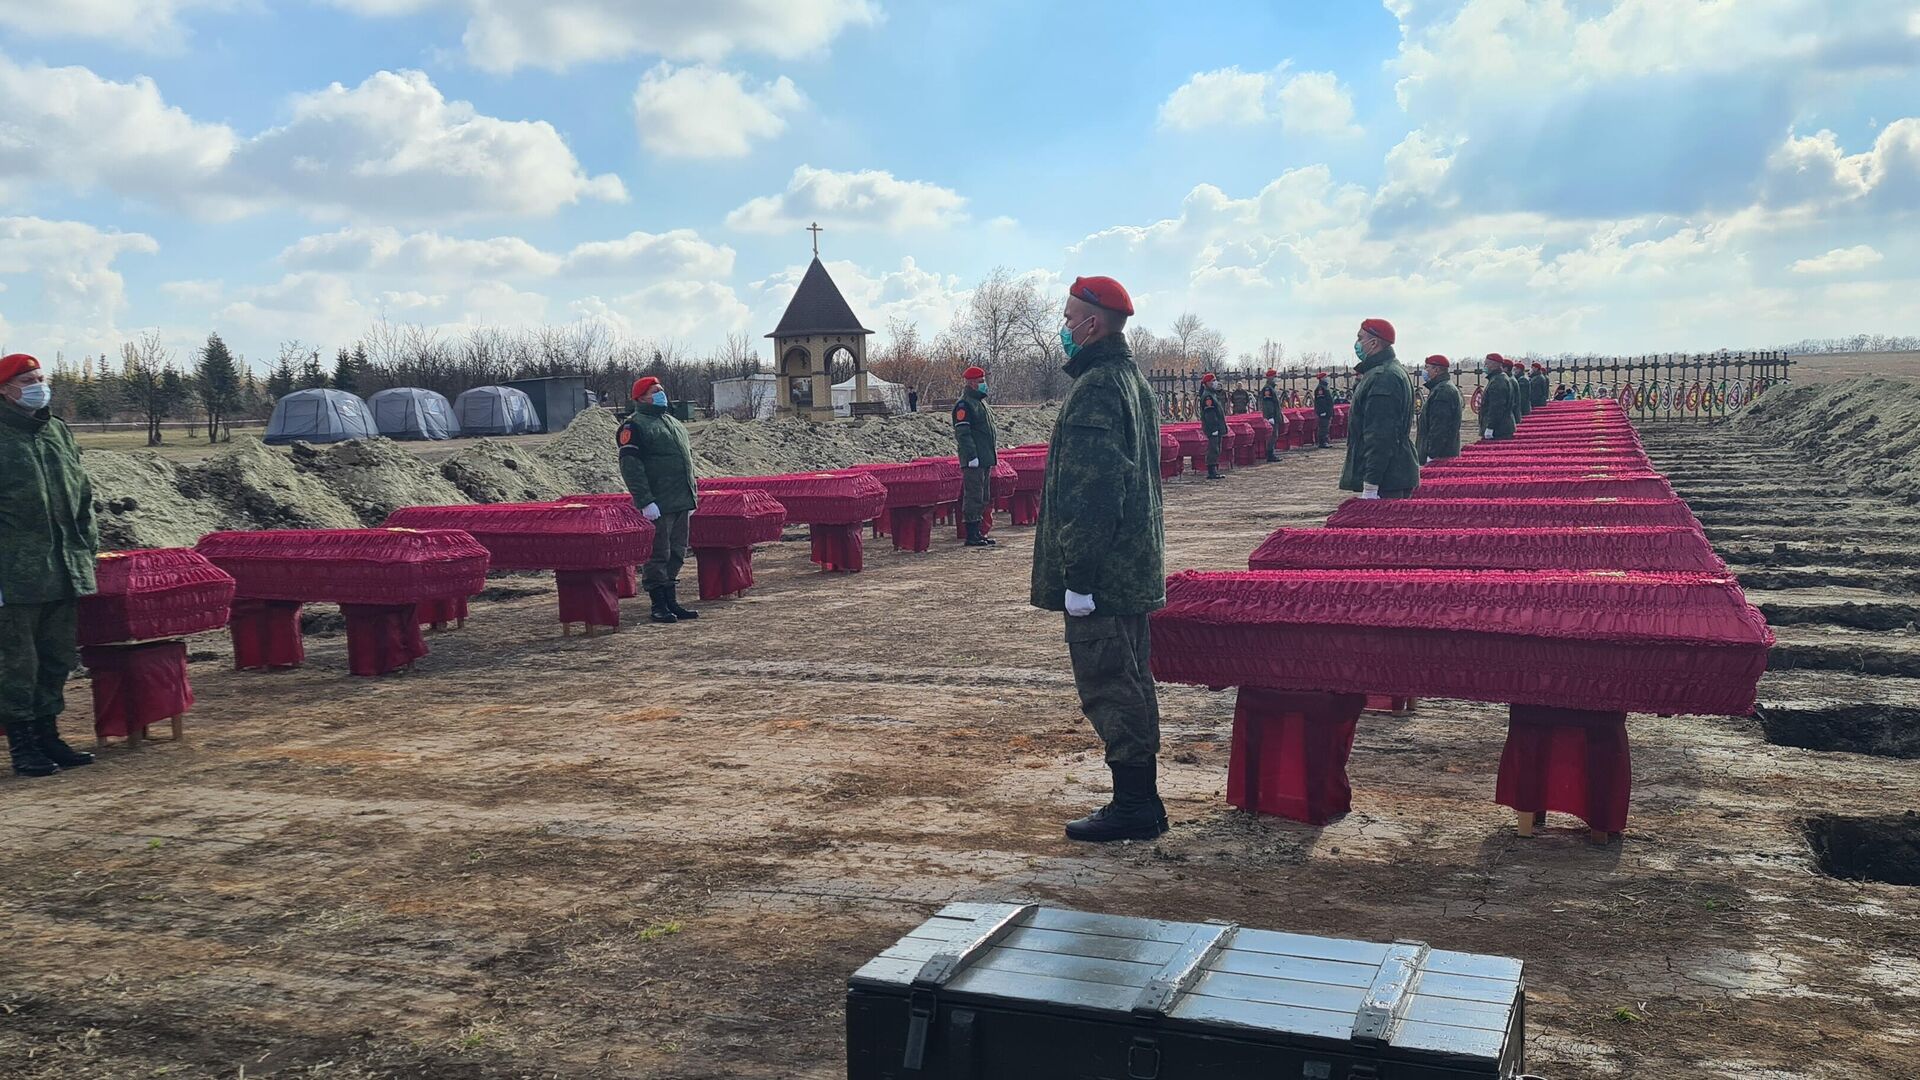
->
xmin=299 ymin=348 xmax=327 ymax=390
xmin=196 ymin=332 xmax=241 ymax=441
xmin=331 ymin=346 xmax=359 ymax=393
xmin=267 ymin=354 xmax=296 ymax=401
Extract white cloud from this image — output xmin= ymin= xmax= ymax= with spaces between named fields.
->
xmin=750 ymin=256 xmax=968 ymax=334
xmin=1791 ymin=245 xmax=1885 ymax=274
xmin=562 ymin=228 xmax=735 ymax=279
xmin=0 ymin=60 xmax=622 ymax=222
xmin=726 ymin=165 xmax=968 ymax=233
xmin=0 ymin=216 xmax=158 ymax=351
xmin=160 ymin=279 xmax=224 ymax=304
xmin=569 ymin=280 xmax=752 ymax=342
xmin=0 ymin=0 xmax=237 ymax=48
xmin=277 ymin=225 xmax=735 ymax=280
xmin=327 ymin=0 xmax=877 ymax=73
xmin=632 ymin=63 xmax=803 ymax=158
xmin=1158 ymin=64 xmax=1359 ymax=137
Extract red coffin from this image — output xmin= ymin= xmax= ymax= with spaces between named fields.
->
xmin=849 ymin=460 xmax=961 ymax=509
xmin=555 ymin=491 xmax=787 ymax=549
xmin=1429 ymin=452 xmax=1651 ymax=470
xmin=1228 ymin=420 xmax=1257 ymax=466
xmin=1331 ymin=404 xmax=1350 ymax=439
xmin=1411 ymin=475 xmax=1674 ymax=501
xmin=1328 ymin=497 xmax=1698 ymax=530
xmin=78 ymin=549 xmax=236 ymax=647
xmin=1149 ymin=569 xmax=1774 ymax=716
xmin=699 ymin=472 xmax=887 ymax=526
xmin=1249 ymin=526 xmax=1726 ymax=574
xmin=382 ymin=504 xmax=651 ymax=572
xmin=1000 ymin=451 xmax=1048 ymax=492
xmin=1159 ymin=431 xmax=1183 ymax=477
xmin=197 ymin=528 xmax=492 ymax=604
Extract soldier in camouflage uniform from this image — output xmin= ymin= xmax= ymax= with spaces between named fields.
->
xmin=1415 ymin=355 xmax=1463 ymax=464
xmin=1313 ymin=372 xmax=1335 ymax=447
xmin=1481 ymin=354 xmax=1516 ymax=441
xmin=1197 ymin=372 xmax=1228 ymax=480
xmin=1032 ymin=276 xmax=1168 ymax=843
xmin=1529 ymin=363 xmax=1551 ymax=409
xmin=619 ymin=376 xmax=701 ymax=624
xmin=952 ymin=365 xmax=999 ymax=547
xmin=1513 ymin=358 xmax=1533 ymax=421
xmin=0 ymin=353 xmax=99 ymax=778
xmin=1338 ymin=319 xmax=1422 ymax=499
xmin=1258 ymin=369 xmax=1282 ymax=461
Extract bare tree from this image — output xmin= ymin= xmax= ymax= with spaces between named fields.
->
xmin=119 ymin=331 xmax=178 ymax=446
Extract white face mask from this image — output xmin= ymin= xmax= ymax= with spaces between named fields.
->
xmin=16 ymin=380 xmax=50 ymax=409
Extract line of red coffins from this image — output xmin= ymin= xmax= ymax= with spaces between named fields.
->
xmin=1152 ymin=398 xmax=1773 ymax=842
xmin=75 ymin=548 xmax=236 ymax=746
xmin=554 ymin=490 xmax=787 ymax=602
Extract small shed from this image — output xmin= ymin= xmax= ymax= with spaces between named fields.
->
xmin=368 ymin=387 xmax=456 ymax=441
xmin=454 ymin=386 xmax=542 ymax=436
xmin=264 ymin=389 xmax=373 ymax=445
xmin=504 ymin=375 xmax=589 ymax=433
xmin=712 ymin=373 xmax=781 ymax=420
xmin=832 ymin=373 xmax=907 ymax=417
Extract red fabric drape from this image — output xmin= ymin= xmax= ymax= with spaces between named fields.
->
xmin=700 ymin=472 xmax=888 ymax=526
xmin=199 ymin=528 xmax=491 ymax=602
xmin=692 ymin=547 xmax=756 ymax=600
xmin=554 ymin=569 xmax=623 ymax=627
xmin=340 ymin=604 xmax=430 ymax=676
xmin=1228 ymin=688 xmax=1367 ymax=825
xmin=414 ymin=595 xmax=469 ymax=627
xmin=1412 ymin=475 xmax=1674 ymax=501
xmin=380 ymin=505 xmax=650 ymax=573
xmin=1229 ymin=420 xmax=1258 ymax=467
xmin=80 ymin=549 xmax=234 ymax=646
xmin=230 ymin=598 xmax=305 ymax=671
xmin=1327 ymin=497 xmax=1699 ymax=531
xmin=888 ymin=505 xmax=935 ymax=552
xmin=1160 ymin=431 xmax=1184 ymax=476
xmin=1250 ymin=526 xmax=1726 ymax=574
xmin=809 ymin=523 xmax=865 ymax=573
xmin=616 ymin=565 xmax=639 ymax=599
xmin=1495 ymin=705 xmax=1631 ymax=833
xmin=81 ymin=641 xmax=194 ymax=739
xmin=1008 ymin=490 xmax=1042 ymax=526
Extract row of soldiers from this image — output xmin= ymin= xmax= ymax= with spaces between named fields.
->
xmin=1477 ymin=354 xmax=1551 ymax=439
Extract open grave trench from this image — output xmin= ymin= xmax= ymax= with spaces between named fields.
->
xmin=1644 ymin=423 xmax=1920 ymax=882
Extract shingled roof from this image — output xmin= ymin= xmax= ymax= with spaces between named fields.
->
xmin=767 ymin=258 xmax=873 ymax=338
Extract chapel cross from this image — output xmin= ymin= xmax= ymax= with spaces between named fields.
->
xmin=807 ymin=221 xmax=823 ymax=257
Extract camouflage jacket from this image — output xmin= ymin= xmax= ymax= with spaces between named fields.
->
xmin=951 ymin=387 xmax=997 ymax=467
xmin=617 ymin=403 xmax=698 ymax=514
xmin=1483 ymin=371 xmax=1516 ymax=438
xmin=1338 ymin=346 xmax=1423 ymax=493
xmin=1258 ymin=381 xmax=1281 ymax=420
xmin=1416 ymin=374 xmax=1463 ymax=462
xmin=1314 ymin=383 xmax=1334 ymax=417
xmin=1530 ymin=372 xmax=1550 ymax=407
xmin=1197 ymin=385 xmax=1229 ymax=436
xmin=0 ymin=402 xmax=98 ymax=605
xmin=1030 ymin=335 xmax=1165 ymax=615
xmin=1513 ymin=372 xmax=1532 ymax=418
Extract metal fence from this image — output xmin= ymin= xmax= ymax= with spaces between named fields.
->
xmin=1147 ymin=351 xmax=1794 ymax=423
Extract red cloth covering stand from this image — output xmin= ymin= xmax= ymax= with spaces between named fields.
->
xmin=80 ymin=641 xmax=193 ymax=743
xmin=1160 ymin=431 xmax=1183 ymax=478
xmin=230 ymin=598 xmax=305 ymax=670
xmin=340 ymin=604 xmax=430 ymax=676
xmin=1166 ymin=423 xmax=1209 ymax=473
xmin=1365 ymin=694 xmax=1415 ymax=715
xmin=415 ymin=595 xmax=469 ymax=629
xmin=1228 ymin=688 xmax=1367 ymax=825
xmin=888 ymin=505 xmax=935 ymax=551
xmin=1495 ymin=705 xmax=1631 ymax=839
xmin=700 ymin=472 xmax=885 ymax=573
xmin=541 ymin=490 xmax=782 ymax=602
xmin=1229 ymin=419 xmax=1259 ymax=467
xmin=553 ymin=569 xmax=623 ymax=630
xmin=1331 ymin=404 xmax=1351 ymax=440
xmin=617 ymin=565 xmax=639 ymax=599
xmin=1250 ymin=526 xmax=1726 ymax=574
xmin=1327 ymin=497 xmax=1700 ymax=531
xmin=692 ymin=546 xmax=757 ymax=600
xmin=810 ymin=524 xmax=865 ymax=572
xmin=1000 ymin=450 xmax=1047 ymax=526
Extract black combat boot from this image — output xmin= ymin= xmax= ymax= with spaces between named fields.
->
xmin=663 ymin=583 xmax=699 ymax=620
xmin=6 ymin=722 xmax=60 ymax=778
xmin=647 ymin=586 xmax=678 ymax=624
xmin=32 ymin=718 xmax=93 ymax=768
xmin=1064 ymin=762 xmax=1169 ymax=843
xmin=1205 ymin=464 xmax=1224 ymax=480
xmin=964 ymin=520 xmax=994 ymax=547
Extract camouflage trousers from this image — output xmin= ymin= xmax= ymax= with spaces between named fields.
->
xmin=1205 ymin=434 xmax=1223 ymax=469
xmin=641 ymin=509 xmax=690 ymax=588
xmin=0 ymin=599 xmax=78 ymax=728
xmin=1316 ymin=415 xmax=1331 ymax=446
xmin=961 ymin=465 xmax=990 ymax=523
xmin=1065 ymin=613 xmax=1161 ymax=767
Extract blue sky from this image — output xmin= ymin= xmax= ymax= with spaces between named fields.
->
xmin=2 ymin=0 xmax=1917 ymax=371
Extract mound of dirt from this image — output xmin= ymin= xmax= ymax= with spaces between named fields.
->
xmin=291 ymin=438 xmax=470 ymax=525
xmin=440 ymin=440 xmax=572 ymax=504
xmin=187 ymin=439 xmax=362 ymax=532
xmin=83 ymin=449 xmax=228 ymax=550
xmin=534 ymin=406 xmax=624 ymax=495
xmin=686 ymin=407 xmax=1061 ymax=477
xmin=1735 ymin=378 xmax=1920 ymax=504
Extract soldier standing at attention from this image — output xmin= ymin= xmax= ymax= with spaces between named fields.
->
xmin=1032 ymin=276 xmax=1168 ymax=843
xmin=1415 ymin=354 xmax=1463 ymax=465
xmin=619 ymin=376 xmax=701 ymax=625
xmin=1482 ymin=354 xmax=1516 ymax=441
xmin=1339 ymin=319 xmax=1422 ymax=500
xmin=1513 ymin=359 xmax=1533 ymax=421
xmin=1197 ymin=372 xmax=1228 ymax=480
xmin=1 ymin=353 xmax=99 ymax=778
xmin=1258 ymin=368 xmax=1282 ymax=461
xmin=1530 ymin=363 xmax=1551 ymax=409
xmin=953 ymin=364 xmax=998 ymax=548
xmin=1313 ymin=371 xmax=1335 ymax=448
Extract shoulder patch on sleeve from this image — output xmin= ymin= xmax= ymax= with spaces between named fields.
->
xmin=617 ymin=424 xmax=634 ymax=446
xmin=952 ymin=405 xmax=968 ymax=423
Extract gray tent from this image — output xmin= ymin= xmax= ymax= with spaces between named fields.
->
xmin=369 ymin=387 xmax=456 ymax=441
xmin=454 ymin=385 xmax=542 ymax=436
xmin=264 ymin=389 xmax=374 ymax=445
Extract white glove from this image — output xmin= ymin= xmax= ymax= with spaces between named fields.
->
xmin=1422 ymin=458 xmax=1431 ymax=467
xmin=1483 ymin=428 xmax=1494 ymax=438
xmin=1361 ymin=484 xmax=1381 ymax=500
xmin=641 ymin=502 xmax=661 ymax=521
xmin=1065 ymin=590 xmax=1096 ymax=617
xmin=967 ymin=458 xmax=979 ymax=468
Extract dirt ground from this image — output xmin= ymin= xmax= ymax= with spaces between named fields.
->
xmin=1778 ymin=351 xmax=1919 ymax=384
xmin=5 ymin=426 xmax=1919 ymax=1079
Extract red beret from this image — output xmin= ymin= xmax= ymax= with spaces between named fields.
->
xmin=0 ymin=353 xmax=40 ymax=384
xmin=1359 ymin=318 xmax=1395 ymax=344
xmin=1532 ymin=363 xmax=1545 ymax=372
xmin=1070 ymin=275 xmax=1133 ymax=316
xmin=1425 ymin=355 xmax=1449 ymax=368
xmin=1316 ymin=371 xmax=1328 ymax=379
xmin=1266 ymin=368 xmax=1277 ymax=377
xmin=1200 ymin=372 xmax=1216 ymax=384
xmin=1485 ymin=353 xmax=1506 ymax=368
xmin=632 ymin=376 xmax=661 ymax=400
xmin=962 ymin=366 xmax=985 ymax=381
